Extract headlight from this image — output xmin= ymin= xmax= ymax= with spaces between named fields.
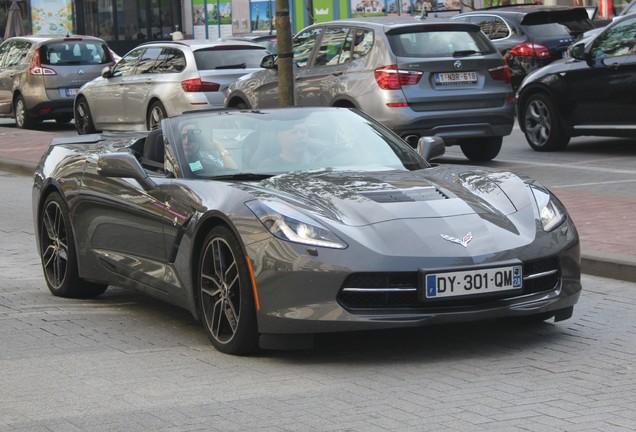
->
xmin=246 ymin=200 xmax=348 ymax=249
xmin=530 ymin=183 xmax=566 ymax=232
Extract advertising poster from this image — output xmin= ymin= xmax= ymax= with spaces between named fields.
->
xmin=207 ymin=0 xmax=233 ymax=39
xmin=193 ymin=0 xmax=207 ymax=39
xmin=351 ymin=0 xmax=386 ymax=18
xmin=250 ymin=0 xmax=274 ymax=32
xmin=387 ymin=0 xmax=414 ymax=15
xmin=313 ymin=0 xmax=335 ymax=22
xmin=31 ymin=0 xmax=73 ymax=35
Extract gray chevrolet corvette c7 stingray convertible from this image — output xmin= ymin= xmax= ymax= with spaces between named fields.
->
xmin=32 ymin=107 xmax=581 ymax=355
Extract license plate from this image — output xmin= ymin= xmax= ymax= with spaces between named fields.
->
xmin=64 ymin=88 xmax=79 ymax=97
xmin=423 ymin=265 xmax=522 ymax=299
xmin=435 ymin=71 xmax=478 ymax=84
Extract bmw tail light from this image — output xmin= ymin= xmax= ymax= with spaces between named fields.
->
xmin=30 ymin=49 xmax=56 ymax=76
xmin=509 ymin=43 xmax=551 ymax=58
xmin=374 ymin=64 xmax=423 ymax=90
xmin=181 ymin=78 xmax=220 ymax=92
xmin=488 ymin=65 xmax=511 ymax=84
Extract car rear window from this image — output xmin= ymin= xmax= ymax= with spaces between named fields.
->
xmin=387 ymin=29 xmax=495 ymax=57
xmin=520 ymin=9 xmax=594 ymax=36
xmin=40 ymin=41 xmax=112 ymax=66
xmin=194 ymin=47 xmax=267 ymax=70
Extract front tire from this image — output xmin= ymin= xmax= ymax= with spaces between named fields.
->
xmin=198 ymin=226 xmax=258 ymax=355
xmin=521 ymin=93 xmax=570 ymax=151
xmin=14 ymin=95 xmax=35 ymax=129
xmin=74 ymin=97 xmax=97 ymax=135
xmin=147 ymin=101 xmax=166 ymax=131
xmin=39 ymin=193 xmax=108 ymax=298
xmin=459 ymin=137 xmax=502 ymax=161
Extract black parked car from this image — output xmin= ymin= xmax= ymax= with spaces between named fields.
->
xmin=453 ymin=5 xmax=595 ymax=89
xmin=516 ymin=13 xmax=636 ymax=151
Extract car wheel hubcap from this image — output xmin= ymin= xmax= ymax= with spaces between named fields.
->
xmin=41 ymin=201 xmax=68 ymax=289
xmin=200 ymin=237 xmax=240 ymax=344
xmin=77 ymin=103 xmax=88 ymax=131
xmin=150 ymin=107 xmax=164 ymax=130
xmin=525 ymin=99 xmax=551 ymax=147
xmin=15 ymin=100 xmax=24 ymax=127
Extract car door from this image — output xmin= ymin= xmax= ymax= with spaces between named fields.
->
xmin=75 ymin=155 xmax=174 ymax=293
xmin=567 ymin=16 xmax=636 ymax=126
xmin=0 ymin=40 xmax=30 ymax=115
xmin=121 ymin=46 xmax=164 ymax=126
xmin=253 ymin=26 xmax=323 ymax=108
xmin=296 ymin=26 xmax=351 ymax=106
xmin=87 ymin=48 xmax=142 ymax=127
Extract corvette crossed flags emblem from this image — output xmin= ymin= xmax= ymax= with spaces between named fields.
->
xmin=440 ymin=232 xmax=473 ymax=248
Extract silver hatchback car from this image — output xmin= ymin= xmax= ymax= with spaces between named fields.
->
xmin=226 ymin=17 xmax=516 ymax=161
xmin=74 ymin=39 xmax=268 ymax=134
xmin=0 ymin=35 xmax=115 ymax=129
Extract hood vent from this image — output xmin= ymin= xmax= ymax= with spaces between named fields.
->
xmin=361 ymin=186 xmax=447 ymax=203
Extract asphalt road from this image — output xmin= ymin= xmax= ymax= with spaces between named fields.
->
xmin=2 ymin=154 xmax=636 ymax=430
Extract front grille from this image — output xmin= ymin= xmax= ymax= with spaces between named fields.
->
xmin=337 ymin=257 xmax=561 ymax=311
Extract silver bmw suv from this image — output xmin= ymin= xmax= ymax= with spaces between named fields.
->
xmin=0 ymin=35 xmax=115 ymax=129
xmin=225 ymin=17 xmax=516 ymax=161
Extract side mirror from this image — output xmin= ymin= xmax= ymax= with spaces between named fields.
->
xmin=569 ymin=43 xmax=586 ymax=61
xmin=417 ymin=136 xmax=445 ymax=162
xmin=98 ymin=152 xmax=155 ymax=189
xmin=260 ymin=54 xmax=278 ymax=69
xmin=101 ymin=65 xmax=113 ymax=78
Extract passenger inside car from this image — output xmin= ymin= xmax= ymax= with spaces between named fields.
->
xmin=180 ymin=121 xmax=238 ymax=174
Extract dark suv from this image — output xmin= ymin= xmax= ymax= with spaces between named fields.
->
xmin=516 ymin=13 xmax=636 ymax=151
xmin=453 ymin=6 xmax=595 ymax=89
xmin=0 ymin=35 xmax=115 ymax=129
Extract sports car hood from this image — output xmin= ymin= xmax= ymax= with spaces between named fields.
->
xmin=244 ymin=167 xmax=534 ymax=227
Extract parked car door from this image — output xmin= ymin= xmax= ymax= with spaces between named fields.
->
xmin=121 ymin=46 xmax=164 ymax=126
xmin=88 ymin=48 xmax=143 ymax=127
xmin=0 ymin=40 xmax=30 ymax=115
xmin=295 ymin=26 xmax=351 ymax=106
xmin=567 ymin=15 xmax=636 ymax=126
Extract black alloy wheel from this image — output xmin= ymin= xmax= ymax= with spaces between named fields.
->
xmin=74 ymin=97 xmax=97 ymax=135
xmin=522 ymin=93 xmax=570 ymax=151
xmin=40 ymin=193 xmax=108 ymax=298
xmin=198 ymin=226 xmax=258 ymax=355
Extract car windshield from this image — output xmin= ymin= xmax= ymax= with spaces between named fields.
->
xmin=164 ymin=108 xmax=428 ymax=179
xmin=194 ymin=46 xmax=268 ymax=69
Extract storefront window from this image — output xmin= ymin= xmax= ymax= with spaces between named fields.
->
xmin=74 ymin=0 xmax=180 ymax=43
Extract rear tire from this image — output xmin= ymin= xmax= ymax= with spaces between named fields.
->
xmin=521 ymin=93 xmax=570 ymax=151
xmin=198 ymin=225 xmax=259 ymax=355
xmin=39 ymin=192 xmax=108 ymax=298
xmin=14 ymin=95 xmax=35 ymax=129
xmin=74 ymin=97 xmax=97 ymax=135
xmin=459 ymin=137 xmax=502 ymax=161
xmin=147 ymin=101 xmax=166 ymax=131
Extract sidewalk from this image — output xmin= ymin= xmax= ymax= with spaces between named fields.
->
xmin=2 ymin=125 xmax=635 ymax=282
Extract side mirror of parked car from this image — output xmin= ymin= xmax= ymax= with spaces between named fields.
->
xmin=417 ymin=136 xmax=445 ymax=162
xmin=569 ymin=43 xmax=587 ymax=61
xmin=260 ymin=54 xmax=278 ymax=69
xmin=101 ymin=66 xmax=113 ymax=78
xmin=97 ymin=152 xmax=156 ymax=189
